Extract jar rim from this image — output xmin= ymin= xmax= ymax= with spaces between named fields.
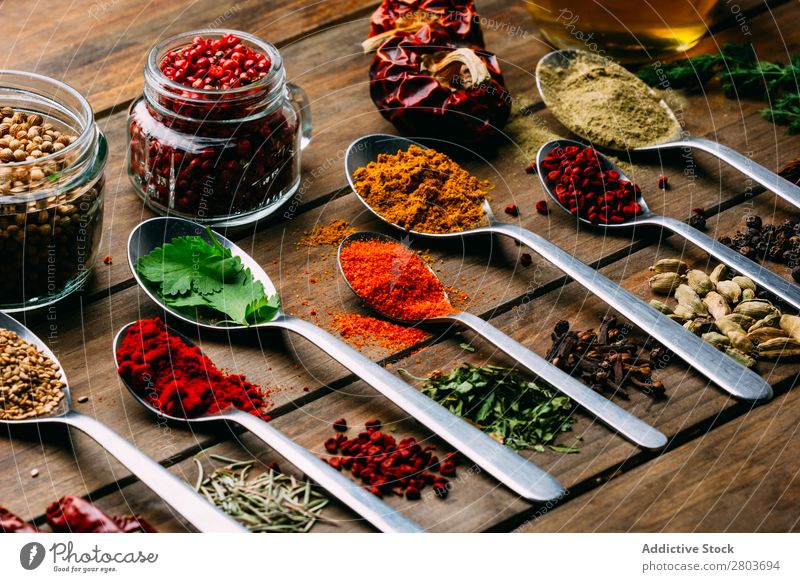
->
xmin=0 ymin=69 xmax=94 ymax=170
xmin=146 ymin=28 xmax=284 ymax=97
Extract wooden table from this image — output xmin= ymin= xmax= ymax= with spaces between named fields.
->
xmin=2 ymin=0 xmax=799 ymax=533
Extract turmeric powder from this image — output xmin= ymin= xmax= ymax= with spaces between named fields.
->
xmin=352 ymin=145 xmax=491 ymax=234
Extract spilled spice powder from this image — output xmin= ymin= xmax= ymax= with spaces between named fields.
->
xmin=339 ymin=239 xmax=454 ymax=320
xmin=352 ymin=145 xmax=490 ymax=234
xmin=332 ymin=313 xmax=429 ymax=351
xmin=297 ymin=219 xmax=356 ymax=247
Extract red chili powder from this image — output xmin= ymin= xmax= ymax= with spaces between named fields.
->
xmin=332 ymin=313 xmax=429 ymax=351
xmin=339 ymin=240 xmax=453 ymax=320
xmin=116 ymin=318 xmax=270 ymax=420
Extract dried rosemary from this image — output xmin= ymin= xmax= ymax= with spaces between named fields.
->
xmin=194 ymin=455 xmax=330 ymax=533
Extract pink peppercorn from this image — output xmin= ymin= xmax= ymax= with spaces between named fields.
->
xmin=504 ymin=204 xmax=519 ymax=217
xmin=535 ymin=200 xmax=549 ymax=215
xmin=541 ymin=146 xmax=643 ymax=224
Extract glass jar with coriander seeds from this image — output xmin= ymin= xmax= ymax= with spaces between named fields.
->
xmin=127 ymin=29 xmax=312 ymax=227
xmin=0 ymin=70 xmax=106 ymax=312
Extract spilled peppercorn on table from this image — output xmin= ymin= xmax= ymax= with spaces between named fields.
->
xmin=1 ymin=0 xmax=799 ymax=532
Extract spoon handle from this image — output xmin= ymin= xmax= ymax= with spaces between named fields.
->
xmin=272 ymin=314 xmax=565 ymax=502
xmin=446 ymin=312 xmax=667 ymax=450
xmin=488 ymin=221 xmax=772 ymax=401
xmin=658 ymin=136 xmax=800 ymax=209
xmin=59 ymin=411 xmax=245 ymax=532
xmin=647 ymin=214 xmax=800 ymax=312
xmin=226 ymin=409 xmax=423 ymax=533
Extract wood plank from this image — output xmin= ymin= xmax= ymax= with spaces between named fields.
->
xmin=4 ymin=0 xmax=800 ymax=531
xmin=515 ymin=386 xmax=800 ymax=532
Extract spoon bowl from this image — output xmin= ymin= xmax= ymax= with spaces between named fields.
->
xmin=537 ymin=138 xmax=800 ymax=312
xmin=535 ymin=49 xmax=800 ymax=211
xmin=336 ymin=230 xmax=668 ymax=450
xmin=0 ymin=311 xmax=245 ymax=532
xmin=128 ymin=216 xmax=279 ymax=331
xmin=343 ymin=133 xmax=772 ymax=402
xmin=112 ymin=320 xmax=424 ymax=533
xmin=126 ymin=216 xmax=566 ymax=503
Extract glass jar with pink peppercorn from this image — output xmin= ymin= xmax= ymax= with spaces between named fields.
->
xmin=127 ymin=30 xmax=311 ymax=227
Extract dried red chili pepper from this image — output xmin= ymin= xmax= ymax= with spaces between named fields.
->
xmin=364 ymin=0 xmax=484 ymax=52
xmin=541 ymin=145 xmax=642 ymax=224
xmin=369 ymin=24 xmax=510 ymax=145
xmin=0 ymin=506 xmax=38 ymax=533
xmin=46 ymin=497 xmax=126 ymax=533
xmin=112 ymin=515 xmax=158 ymax=533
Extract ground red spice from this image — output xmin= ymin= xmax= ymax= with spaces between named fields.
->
xmin=333 ymin=313 xmax=429 ymax=351
xmin=322 ymin=419 xmax=458 ymax=500
xmin=116 ymin=318 xmax=270 ymax=420
xmin=339 ymin=239 xmax=453 ymax=321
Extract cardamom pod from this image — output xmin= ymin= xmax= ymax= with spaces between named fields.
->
xmin=673 ymin=305 xmax=696 ymax=320
xmin=702 ymin=291 xmax=730 ymax=320
xmin=687 ymin=269 xmax=714 ymax=296
xmin=748 ymin=313 xmax=781 ymax=333
xmin=747 ymin=327 xmax=788 ymax=343
xmin=709 ymin=264 xmax=728 ymax=284
xmin=686 ymin=317 xmax=715 ymax=335
xmin=731 ymin=276 xmax=756 ymax=292
xmin=715 ymin=280 xmax=741 ymax=304
xmin=756 ymin=337 xmax=800 ymax=359
xmin=780 ymin=314 xmax=800 ymax=341
xmin=675 ymin=284 xmax=708 ymax=316
xmin=733 ymin=300 xmax=779 ymax=320
xmin=651 ymin=258 xmax=688 ymax=274
xmin=742 ymin=288 xmax=756 ymax=301
xmin=715 ymin=315 xmax=746 ymax=337
xmin=725 ymin=347 xmax=757 ymax=367
xmin=701 ymin=331 xmax=730 ymax=349
xmin=649 ymin=300 xmax=673 ymax=315
xmin=648 ymin=272 xmax=684 ymax=295
xmin=728 ymin=313 xmax=757 ymax=330
xmin=668 ymin=314 xmax=687 ymax=323
xmin=727 ymin=331 xmax=754 ymax=353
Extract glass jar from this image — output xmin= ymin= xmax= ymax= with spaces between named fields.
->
xmin=527 ymin=0 xmax=719 ymax=62
xmin=127 ymin=29 xmax=312 ymax=227
xmin=0 ymin=71 xmax=106 ymax=312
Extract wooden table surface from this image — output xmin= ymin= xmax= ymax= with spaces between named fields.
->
xmin=1 ymin=0 xmax=799 ymax=533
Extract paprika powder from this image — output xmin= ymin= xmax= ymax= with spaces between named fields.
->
xmin=116 ymin=318 xmax=270 ymax=420
xmin=369 ymin=24 xmax=510 ymax=145
xmin=332 ymin=313 xmax=429 ymax=351
xmin=339 ymin=239 xmax=453 ymax=321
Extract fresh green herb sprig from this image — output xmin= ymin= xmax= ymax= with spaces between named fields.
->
xmin=637 ymin=44 xmax=800 ymax=133
xmin=194 ymin=455 xmax=330 ymax=533
xmin=135 ymin=228 xmax=280 ymax=325
xmin=411 ymin=363 xmax=579 ymax=453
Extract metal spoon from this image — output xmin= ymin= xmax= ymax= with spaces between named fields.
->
xmin=127 ymin=216 xmax=564 ymax=502
xmin=337 ymin=231 xmax=667 ymax=451
xmin=535 ymin=50 xmax=800 ymax=210
xmin=112 ymin=321 xmax=422 ymax=533
xmin=0 ymin=311 xmax=244 ymax=533
xmin=344 ymin=134 xmax=772 ymax=402
xmin=538 ymin=139 xmax=800 ymax=313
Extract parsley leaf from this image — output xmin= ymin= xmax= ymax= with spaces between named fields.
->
xmin=136 ymin=229 xmax=280 ymax=326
